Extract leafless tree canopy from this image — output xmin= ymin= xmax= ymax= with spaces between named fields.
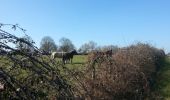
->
xmin=40 ymin=36 xmax=57 ymax=54
xmin=59 ymin=37 xmax=75 ymax=52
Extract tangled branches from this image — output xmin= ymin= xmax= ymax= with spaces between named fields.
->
xmin=74 ymin=43 xmax=165 ymax=100
xmin=0 ymin=23 xmax=74 ymax=99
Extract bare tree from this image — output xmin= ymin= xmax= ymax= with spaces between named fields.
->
xmin=40 ymin=36 xmax=57 ymax=54
xmin=88 ymin=41 xmax=97 ymax=51
xmin=78 ymin=43 xmax=89 ymax=54
xmin=101 ymin=45 xmax=118 ymax=53
xmin=79 ymin=41 xmax=97 ymax=54
xmin=59 ymin=37 xmax=75 ymax=52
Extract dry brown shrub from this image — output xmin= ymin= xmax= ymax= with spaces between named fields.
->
xmin=74 ymin=43 xmax=165 ymax=100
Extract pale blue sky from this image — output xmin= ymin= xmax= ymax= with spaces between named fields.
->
xmin=0 ymin=0 xmax=170 ymax=52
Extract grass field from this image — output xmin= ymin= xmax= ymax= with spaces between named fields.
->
xmin=53 ymin=55 xmax=87 ymax=69
xmin=53 ymin=55 xmax=87 ymax=64
xmin=67 ymin=55 xmax=87 ymax=69
xmin=72 ymin=55 xmax=87 ymax=64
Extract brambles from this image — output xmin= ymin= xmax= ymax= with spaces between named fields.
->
xmin=75 ymin=43 xmax=165 ymax=99
xmin=0 ymin=23 xmax=74 ymax=99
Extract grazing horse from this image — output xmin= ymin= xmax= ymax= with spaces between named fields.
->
xmin=62 ymin=50 xmax=78 ymax=64
xmin=51 ymin=50 xmax=78 ymax=64
xmin=51 ymin=51 xmax=66 ymax=60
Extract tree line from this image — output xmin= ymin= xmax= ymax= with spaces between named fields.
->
xmin=19 ymin=35 xmax=118 ymax=55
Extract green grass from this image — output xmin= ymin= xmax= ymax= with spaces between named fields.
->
xmin=72 ymin=55 xmax=87 ymax=64
xmin=50 ymin=55 xmax=87 ymax=76
xmin=152 ymin=56 xmax=170 ymax=100
xmin=65 ymin=55 xmax=87 ymax=71
xmin=53 ymin=55 xmax=87 ymax=64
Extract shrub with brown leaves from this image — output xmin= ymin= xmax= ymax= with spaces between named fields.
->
xmin=75 ymin=43 xmax=165 ymax=100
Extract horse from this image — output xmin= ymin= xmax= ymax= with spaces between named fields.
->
xmin=51 ymin=50 xmax=78 ymax=64
xmin=51 ymin=51 xmax=66 ymax=60
xmin=62 ymin=50 xmax=78 ymax=64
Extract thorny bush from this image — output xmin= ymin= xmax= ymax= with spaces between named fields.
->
xmin=0 ymin=23 xmax=74 ymax=99
xmin=75 ymin=43 xmax=165 ymax=100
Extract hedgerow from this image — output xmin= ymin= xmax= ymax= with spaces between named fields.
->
xmin=75 ymin=43 xmax=165 ymax=99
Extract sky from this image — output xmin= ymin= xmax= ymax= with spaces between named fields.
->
xmin=0 ymin=0 xmax=170 ymax=53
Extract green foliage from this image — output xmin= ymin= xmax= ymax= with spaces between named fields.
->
xmin=151 ymin=57 xmax=170 ymax=100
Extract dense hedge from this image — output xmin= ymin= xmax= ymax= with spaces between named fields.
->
xmin=76 ymin=43 xmax=165 ymax=100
